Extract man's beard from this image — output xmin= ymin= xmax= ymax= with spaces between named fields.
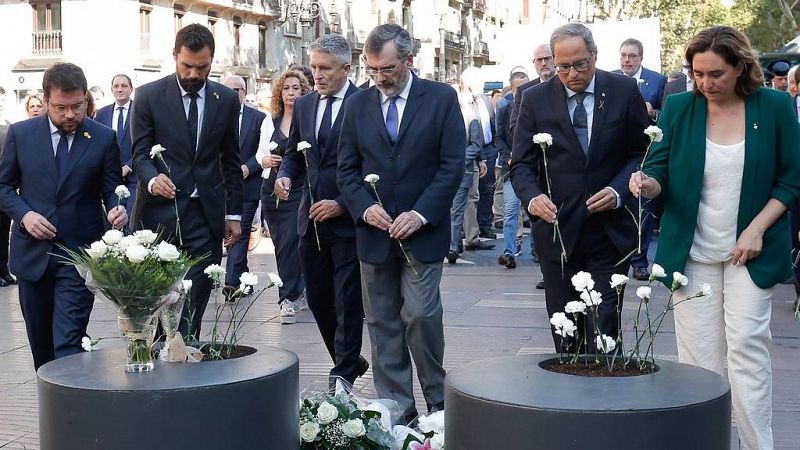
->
xmin=178 ymin=76 xmax=205 ymax=94
xmin=376 ymin=69 xmax=410 ymax=98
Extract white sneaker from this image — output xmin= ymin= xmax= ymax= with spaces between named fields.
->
xmin=280 ymin=302 xmax=296 ymax=324
xmin=293 ymin=293 xmax=308 ymax=312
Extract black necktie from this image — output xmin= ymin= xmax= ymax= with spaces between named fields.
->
xmin=187 ymin=93 xmax=198 ymax=151
xmin=55 ymin=130 xmax=69 ymax=178
xmin=116 ymin=106 xmax=125 ymax=145
xmin=572 ymin=92 xmax=589 ymax=154
xmin=316 ymin=96 xmax=335 ymax=149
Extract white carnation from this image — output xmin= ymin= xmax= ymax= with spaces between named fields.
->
xmin=549 ymin=312 xmax=568 ymax=328
xmin=101 ymin=229 xmax=124 ymax=245
xmin=156 ymin=241 xmax=180 ymax=261
xmin=150 ymin=144 xmax=166 ymax=159
xmin=610 ymin=274 xmax=629 ymax=289
xmin=316 ymin=401 xmax=338 ymax=425
xmin=86 ymin=241 xmax=108 ymax=259
xmin=268 ymin=272 xmax=283 ymax=288
xmin=342 ymin=419 xmax=366 ymax=438
xmin=644 ymin=125 xmax=663 ymax=143
xmin=204 ymin=264 xmax=225 ymax=280
xmin=81 ymin=336 xmax=97 ymax=352
xmin=580 ymin=290 xmax=603 ymax=306
xmin=239 ymin=272 xmax=258 ymax=287
xmin=596 ymin=334 xmax=616 ymax=353
xmin=134 ymin=230 xmax=158 ymax=245
xmin=181 ymin=279 xmax=193 ymax=294
xmin=297 ymin=141 xmax=311 ymax=152
xmin=299 ymin=421 xmax=320 ymax=442
xmin=672 ymin=271 xmax=689 ymax=288
xmin=650 ymin=264 xmax=667 ymax=278
xmin=700 ymin=283 xmax=712 ymax=299
xmin=636 ymin=286 xmax=651 ymax=300
xmin=555 ymin=318 xmax=576 ymax=337
xmin=532 ymin=132 xmax=553 ymax=147
xmin=364 ymin=173 xmax=380 ymax=184
xmin=266 ymin=141 xmax=279 ymax=153
xmin=114 ymin=185 xmax=130 ymax=199
xmin=125 ymin=244 xmax=149 ymax=263
xmin=570 ymin=271 xmax=595 ymax=292
xmin=564 ymin=300 xmax=587 ymax=315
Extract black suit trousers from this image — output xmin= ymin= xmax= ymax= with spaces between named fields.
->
xmin=477 ymin=153 xmax=497 ymax=230
xmin=299 ymin=224 xmax=364 ymax=383
xmin=0 ymin=210 xmax=9 ymax=272
xmin=177 ymin=199 xmax=223 ymax=339
xmin=262 ymin=184 xmax=304 ymax=302
xmin=538 ymin=216 xmax=628 ymax=353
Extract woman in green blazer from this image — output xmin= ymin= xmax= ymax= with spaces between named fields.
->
xmin=630 ymin=27 xmax=800 ymax=450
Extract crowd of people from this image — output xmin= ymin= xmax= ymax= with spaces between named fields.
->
xmin=0 ymin=19 xmax=797 ymax=449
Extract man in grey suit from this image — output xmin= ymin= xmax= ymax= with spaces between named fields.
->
xmin=337 ymin=24 xmax=464 ymax=423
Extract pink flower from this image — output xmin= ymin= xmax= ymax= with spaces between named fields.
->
xmin=409 ymin=439 xmax=433 ymax=450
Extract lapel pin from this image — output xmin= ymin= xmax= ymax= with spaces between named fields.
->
xmin=598 ymin=93 xmax=606 ymax=110
xmin=213 ymin=92 xmax=220 ymax=100
xmin=83 ymin=131 xmax=91 ymax=139
xmin=753 ymin=123 xmax=758 ymax=130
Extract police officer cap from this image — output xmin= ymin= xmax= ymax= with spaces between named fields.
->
xmin=770 ymin=60 xmax=790 ymax=76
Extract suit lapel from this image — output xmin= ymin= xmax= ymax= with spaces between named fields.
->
xmin=396 ymin=75 xmax=425 ymax=145
xmin=309 ymin=92 xmax=321 ymax=154
xmin=165 ymin=77 xmax=194 ymax=160
xmin=740 ymin=94 xmax=758 ymax=228
xmin=321 ymin=83 xmax=357 ymax=158
xmin=57 ymin=121 xmax=90 ymax=192
xmin=121 ymin=100 xmax=133 ymax=139
xmin=199 ymin=83 xmax=219 ymax=161
xmin=586 ymin=72 xmax=607 ymax=163
xmin=551 ymin=78 xmax=586 ymax=162
xmin=239 ymin=105 xmax=252 ymax=150
xmin=368 ymin=88 xmax=392 ymax=148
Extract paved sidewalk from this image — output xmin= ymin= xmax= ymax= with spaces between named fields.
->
xmin=0 ymin=236 xmax=798 ymax=449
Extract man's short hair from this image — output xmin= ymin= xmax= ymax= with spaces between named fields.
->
xmin=111 ymin=74 xmax=133 ymax=88
xmin=43 ymin=63 xmax=88 ymax=98
xmin=309 ymin=34 xmax=352 ymax=66
xmin=174 ymin=23 xmax=215 ymax=57
xmin=365 ymin=24 xmax=414 ymax=58
xmin=510 ymin=71 xmax=529 ymax=83
xmin=551 ymin=23 xmax=597 ymax=56
xmin=620 ymin=38 xmax=644 ymax=57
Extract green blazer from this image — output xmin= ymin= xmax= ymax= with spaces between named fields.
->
xmin=644 ymin=88 xmax=800 ymax=289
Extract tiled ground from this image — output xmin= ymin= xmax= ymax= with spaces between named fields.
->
xmin=0 ymin=235 xmax=798 ymax=449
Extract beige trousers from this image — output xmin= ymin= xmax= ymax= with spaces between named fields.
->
xmin=674 ymin=258 xmax=773 ymax=450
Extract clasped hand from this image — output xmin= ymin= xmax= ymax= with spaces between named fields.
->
xmin=364 ymin=204 xmax=422 ymax=239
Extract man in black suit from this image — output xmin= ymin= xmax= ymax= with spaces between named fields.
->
xmin=509 ymin=43 xmax=556 ymax=141
xmin=95 ymin=74 xmax=136 ymax=213
xmin=274 ymin=34 xmax=367 ymax=385
xmin=0 ymin=63 xmax=127 ymax=369
xmin=511 ymin=23 xmax=649 ymax=351
xmin=337 ymin=24 xmax=464 ymax=423
xmin=221 ymin=75 xmax=266 ymax=297
xmin=131 ymin=24 xmax=242 ymax=338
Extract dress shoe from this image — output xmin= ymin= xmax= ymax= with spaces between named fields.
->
xmin=356 ymin=355 xmax=370 ymax=378
xmin=632 ymin=267 xmax=650 ymax=281
xmin=497 ymin=252 xmax=516 ymax=268
xmin=0 ymin=273 xmax=17 ymax=285
xmin=536 ymin=280 xmax=545 ymax=289
xmin=479 ymin=229 xmax=497 ymax=239
xmin=465 ymin=241 xmax=495 ymax=251
xmin=0 ymin=278 xmax=8 ymax=287
xmin=446 ymin=251 xmax=458 ymax=264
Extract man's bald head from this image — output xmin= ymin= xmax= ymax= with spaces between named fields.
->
xmin=223 ymin=75 xmax=246 ymax=103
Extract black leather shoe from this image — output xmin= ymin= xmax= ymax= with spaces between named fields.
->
xmin=497 ymin=253 xmax=516 ymax=268
xmin=446 ymin=251 xmax=458 ymax=264
xmin=479 ymin=229 xmax=497 ymax=239
xmin=632 ymin=267 xmax=650 ymax=281
xmin=0 ymin=273 xmax=17 ymax=285
xmin=465 ymin=241 xmax=495 ymax=251
xmin=356 ymin=355 xmax=370 ymax=378
xmin=0 ymin=278 xmax=8 ymax=287
xmin=536 ymin=280 xmax=545 ymax=289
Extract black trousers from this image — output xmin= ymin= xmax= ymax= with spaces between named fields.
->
xmin=0 ymin=211 xmax=10 ymax=275
xmin=262 ymin=184 xmax=304 ymax=302
xmin=538 ymin=218 xmax=628 ymax=353
xmin=177 ymin=199 xmax=223 ymax=340
xmin=477 ymin=154 xmax=497 ymax=230
xmin=299 ymin=225 xmax=364 ymax=383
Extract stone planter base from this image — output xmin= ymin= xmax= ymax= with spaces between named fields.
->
xmin=38 ymin=346 xmax=299 ymax=450
xmin=445 ymin=354 xmax=731 ymax=450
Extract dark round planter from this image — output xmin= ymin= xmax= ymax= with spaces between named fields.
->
xmin=38 ymin=345 xmax=299 ymax=450
xmin=445 ymin=354 xmax=731 ymax=450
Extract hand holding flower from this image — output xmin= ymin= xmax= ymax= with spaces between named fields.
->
xmin=364 ymin=204 xmax=393 ymax=230
xmin=629 ymin=171 xmax=661 ymax=199
xmin=586 ymin=187 xmax=618 ymax=213
xmin=309 ymin=199 xmax=344 ymax=222
xmin=528 ymin=193 xmax=557 ymax=223
xmin=106 ymin=205 xmax=128 ymax=229
xmin=274 ymin=177 xmax=291 ymax=201
xmin=151 ymin=173 xmax=177 ymax=200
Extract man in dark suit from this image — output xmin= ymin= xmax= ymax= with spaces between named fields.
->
xmin=0 ymin=63 xmax=127 ymax=369
xmin=337 ymin=24 xmax=464 ymax=423
xmin=509 ymin=43 xmax=556 ymax=141
xmin=614 ymin=38 xmax=667 ymax=281
xmin=221 ymin=75 xmax=265 ymax=296
xmin=95 ymin=74 xmax=136 ymax=212
xmin=274 ymin=34 xmax=367 ymax=385
xmin=661 ymin=70 xmax=689 ymax=106
xmin=511 ymin=23 xmax=649 ymax=352
xmin=131 ymin=24 xmax=242 ymax=338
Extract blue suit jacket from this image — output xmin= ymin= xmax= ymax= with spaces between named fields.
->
xmin=614 ymin=67 xmax=667 ymax=113
xmin=337 ymin=75 xmax=465 ymax=264
xmin=277 ymin=82 xmax=360 ymax=239
xmin=238 ymin=104 xmax=266 ymax=201
xmin=0 ymin=116 xmax=122 ymax=280
xmin=95 ymin=101 xmax=133 ymax=171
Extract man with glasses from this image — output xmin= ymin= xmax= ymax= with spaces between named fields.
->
xmin=274 ymin=34 xmax=368 ymax=386
xmin=509 ymin=43 xmax=556 ymax=140
xmin=0 ymin=63 xmax=127 ymax=369
xmin=338 ymin=23 xmax=464 ymax=424
xmin=511 ymin=23 xmax=649 ymax=353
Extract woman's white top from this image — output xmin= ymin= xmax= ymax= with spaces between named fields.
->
xmin=689 ymin=138 xmax=745 ymax=263
xmin=255 ymin=112 xmax=275 ymax=179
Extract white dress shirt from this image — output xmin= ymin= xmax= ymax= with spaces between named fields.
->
xmin=316 ymin=81 xmax=351 ymax=138
xmin=475 ymin=95 xmax=493 ymax=146
xmin=111 ymin=100 xmax=131 ymax=133
xmin=48 ymin=118 xmax=74 ymax=154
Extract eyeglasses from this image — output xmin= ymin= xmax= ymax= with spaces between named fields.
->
xmin=620 ymin=52 xmax=641 ymax=60
xmin=365 ymin=62 xmax=403 ymax=76
xmin=554 ymin=58 xmax=592 ymax=74
xmin=533 ymin=56 xmax=553 ymax=64
xmin=48 ymin=101 xmax=87 ymax=115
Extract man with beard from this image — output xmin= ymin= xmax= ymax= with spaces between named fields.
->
xmin=274 ymin=34 xmax=368 ymax=385
xmin=131 ymin=24 xmax=242 ymax=338
xmin=337 ymin=23 xmax=464 ymax=423
xmin=0 ymin=63 xmax=127 ymax=369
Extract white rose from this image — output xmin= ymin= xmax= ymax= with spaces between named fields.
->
xmin=268 ymin=272 xmax=283 ymax=288
xmin=610 ymin=274 xmax=629 ymax=289
xmin=364 ymin=173 xmax=380 ymax=184
xmin=532 ymin=132 xmax=553 ymax=147
xmin=595 ymin=334 xmax=616 ymax=353
xmin=570 ymin=271 xmax=595 ymax=292
xmin=342 ymin=419 xmax=366 ymax=438
xmin=636 ymin=286 xmax=651 ymax=300
xmin=134 ymin=230 xmax=158 ymax=245
xmin=564 ymin=300 xmax=586 ymax=315
xmin=644 ymin=125 xmax=663 ymax=143
xmin=204 ymin=264 xmax=226 ymax=279
xmin=115 ymin=185 xmax=130 ymax=199
xmin=239 ymin=272 xmax=258 ymax=287
xmin=117 ymin=235 xmax=139 ymax=250
xmin=86 ymin=241 xmax=108 ymax=259
xmin=650 ymin=264 xmax=667 ymax=278
xmin=150 ymin=144 xmax=166 ymax=159
xmin=157 ymin=241 xmax=180 ymax=261
xmin=580 ymin=290 xmax=602 ymax=306
xmin=102 ymin=229 xmax=124 ymax=245
xmin=125 ymin=244 xmax=149 ymax=263
xmin=672 ymin=271 xmax=689 ymax=288
xmin=316 ymin=401 xmax=338 ymax=425
xmin=181 ymin=279 xmax=193 ymax=293
xmin=297 ymin=141 xmax=312 ymax=152
xmin=299 ymin=421 xmax=320 ymax=442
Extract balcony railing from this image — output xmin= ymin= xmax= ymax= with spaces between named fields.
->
xmin=32 ymin=30 xmax=62 ymax=56
xmin=472 ymin=40 xmax=489 ymax=58
xmin=444 ymin=31 xmax=465 ymax=52
xmin=140 ymin=32 xmax=151 ymax=56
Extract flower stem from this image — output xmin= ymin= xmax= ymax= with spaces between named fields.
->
xmin=159 ymin=155 xmax=183 ymax=246
xmin=301 ymin=151 xmax=322 ymax=252
xmin=370 ymin=184 xmax=421 ymax=280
